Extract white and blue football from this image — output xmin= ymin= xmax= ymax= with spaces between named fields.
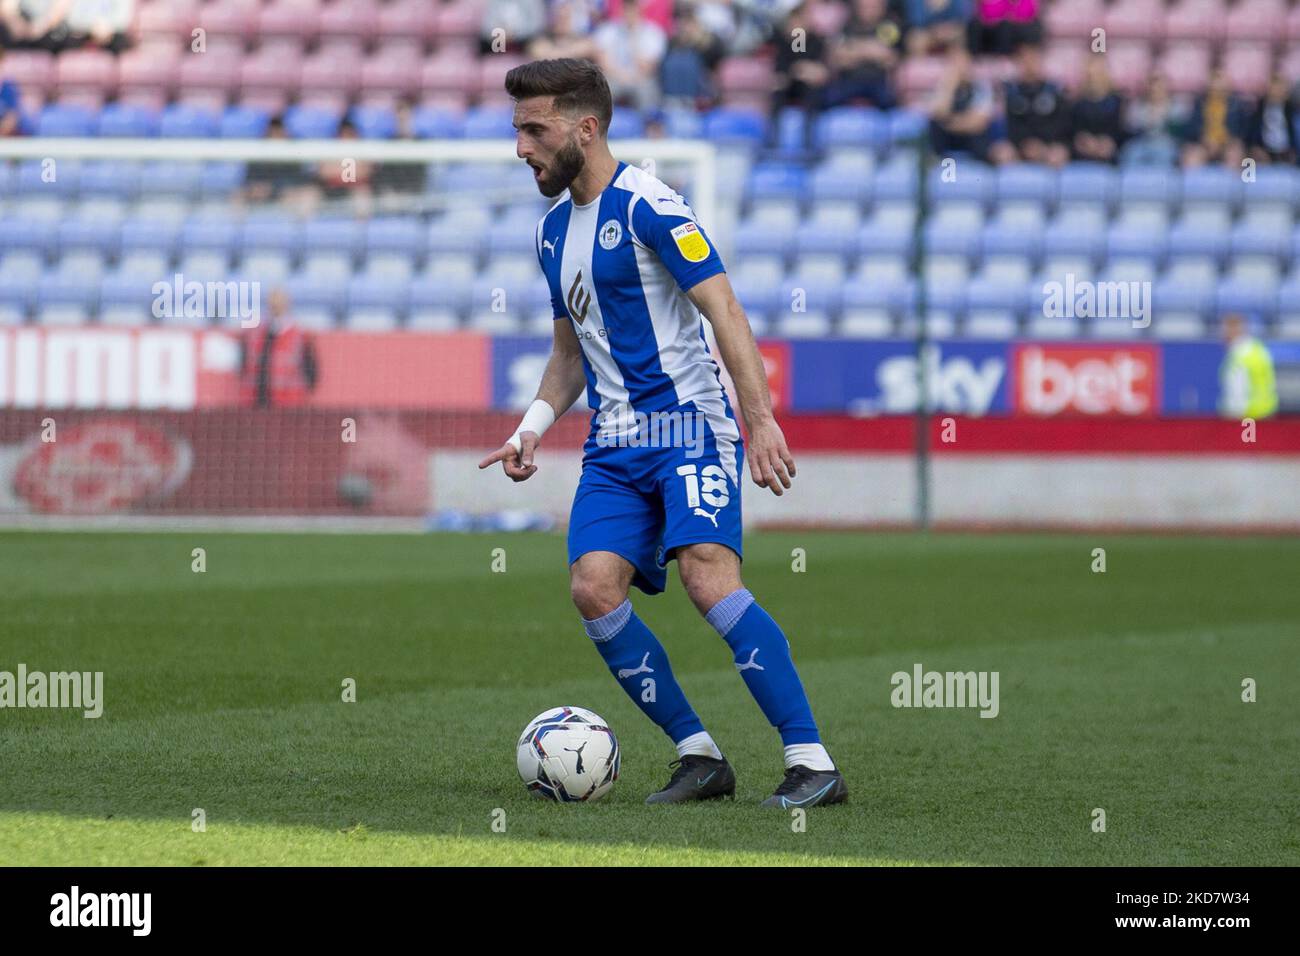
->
xmin=516 ymin=706 xmax=620 ymax=802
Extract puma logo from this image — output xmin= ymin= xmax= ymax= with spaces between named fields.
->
xmin=616 ymin=652 xmax=655 ymax=680
xmin=542 ymin=237 xmax=557 ymax=257
xmin=563 ymin=740 xmax=588 ymax=774
xmin=693 ymin=506 xmax=720 ymax=528
xmin=736 ymin=648 xmax=764 ymax=672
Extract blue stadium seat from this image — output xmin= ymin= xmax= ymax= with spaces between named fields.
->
xmin=704 ymin=108 xmax=767 ymax=146
xmin=411 ymin=105 xmax=465 ymax=139
xmin=78 ymin=160 xmax=141 ymax=199
xmin=285 ymin=272 xmax=348 ymax=311
xmin=57 ymin=217 xmax=120 ymax=257
xmin=366 ymin=218 xmax=425 ymax=258
xmin=139 ymin=161 xmax=203 ymax=197
xmin=37 ymin=104 xmax=96 ymax=137
xmin=856 ymin=206 xmax=915 ymax=258
xmin=1230 ymin=219 xmax=1290 ymax=259
xmin=1180 ymin=167 xmax=1243 ymax=207
xmin=887 ymin=108 xmax=928 ymax=145
xmin=201 ymin=162 xmax=245 ymax=194
xmin=410 ymin=274 xmax=471 ymax=314
xmin=927 ymin=162 xmax=993 ymax=205
xmin=350 ymin=104 xmax=397 ymax=139
xmin=19 ymin=159 xmax=79 ymax=196
xmin=746 ymin=162 xmax=806 ymax=202
xmin=1216 ymin=277 xmax=1277 ymax=316
xmin=872 ymin=154 xmax=918 ymax=202
xmin=462 ymin=106 xmax=515 ymax=139
xmin=607 ymin=108 xmax=644 ymax=140
xmin=1241 ymin=167 xmax=1296 ymax=207
xmin=97 ymin=103 xmax=159 ymax=137
xmin=808 ymin=156 xmax=871 ymax=203
xmin=242 ymin=217 xmax=303 ymax=256
xmin=1 ymin=217 xmax=57 ymax=256
xmin=1118 ymin=167 xmax=1180 ymax=207
xmin=348 ymin=275 xmax=410 ymax=313
xmin=982 ymin=215 xmax=1044 ymax=260
xmin=995 ymin=164 xmax=1057 ymax=205
xmin=813 ymin=107 xmax=887 ymax=151
xmin=284 ymin=105 xmax=342 ymax=139
xmin=159 ymin=105 xmax=220 ymax=138
xmin=1058 ymin=163 xmax=1116 ymax=206
xmin=302 ymin=218 xmax=363 ymax=255
xmin=1107 ymin=221 xmax=1168 ymax=263
xmin=221 ymin=105 xmax=271 ymax=138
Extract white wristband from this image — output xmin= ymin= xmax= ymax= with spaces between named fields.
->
xmin=507 ymin=399 xmax=556 ymax=454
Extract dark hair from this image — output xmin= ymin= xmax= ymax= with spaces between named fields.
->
xmin=504 ymin=58 xmax=613 ymax=135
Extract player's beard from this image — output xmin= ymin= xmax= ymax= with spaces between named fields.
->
xmin=537 ymin=136 xmax=585 ymax=198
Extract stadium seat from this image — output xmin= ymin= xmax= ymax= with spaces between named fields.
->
xmin=838 ymin=309 xmax=894 ymax=338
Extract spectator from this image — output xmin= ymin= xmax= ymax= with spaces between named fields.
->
xmin=316 ymin=118 xmax=375 ymax=216
xmin=238 ymin=289 xmax=320 ymax=410
xmin=822 ymin=0 xmax=903 ymax=110
xmin=771 ymin=3 xmax=831 ymax=118
xmin=967 ymin=0 xmax=1041 ymax=56
xmin=242 ymin=116 xmax=317 ymax=213
xmin=1246 ymin=73 xmax=1297 ymax=166
xmin=1182 ymin=67 xmax=1248 ymax=169
xmin=66 ymin=0 xmax=134 ymax=51
xmin=372 ymin=100 xmax=428 ymax=199
xmin=1070 ymin=57 xmax=1125 ymax=163
xmin=594 ymin=0 xmax=669 ymax=110
xmin=0 ymin=0 xmax=74 ymax=51
xmin=480 ymin=0 xmax=546 ymax=53
xmin=527 ymin=0 xmax=600 ymax=61
xmin=928 ymin=44 xmax=995 ymax=161
xmin=0 ymin=47 xmax=24 ymax=137
xmin=659 ymin=4 xmax=725 ymax=111
xmin=1120 ymin=73 xmax=1185 ymax=167
xmin=1218 ymin=313 xmax=1277 ymax=420
xmin=905 ymin=0 xmax=971 ymax=56
xmin=603 ymin=0 xmax=674 ymax=35
xmin=991 ymin=41 xmax=1069 ymax=166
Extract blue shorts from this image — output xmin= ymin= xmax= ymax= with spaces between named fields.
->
xmin=567 ymin=397 xmax=744 ymax=595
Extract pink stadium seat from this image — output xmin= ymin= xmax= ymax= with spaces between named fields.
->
xmin=298 ymin=92 xmax=349 ymax=115
xmin=1223 ymin=43 xmax=1272 ymax=95
xmin=136 ymin=0 xmax=201 ymax=41
xmin=478 ymin=54 xmax=527 ymax=100
xmin=1104 ymin=0 xmax=1165 ymax=41
xmin=56 ymin=90 xmax=106 ymax=111
xmin=178 ymin=50 xmax=243 ymax=97
xmin=362 ymin=50 xmax=426 ymax=98
xmin=1280 ymin=46 xmax=1300 ymax=83
xmin=717 ymin=56 xmax=775 ymax=96
xmin=1225 ymin=0 xmax=1285 ymax=43
xmin=118 ymin=90 xmax=169 ymax=112
xmin=240 ymin=46 xmax=303 ymax=96
xmin=1106 ymin=42 xmax=1154 ymax=95
xmin=0 ymin=50 xmax=56 ymax=96
xmin=896 ymin=55 xmax=946 ymax=103
xmin=196 ymin=0 xmax=261 ymax=42
xmin=1157 ymin=42 xmax=1213 ymax=93
xmin=319 ymin=0 xmax=380 ymax=42
xmin=259 ymin=0 xmax=322 ymax=41
xmin=373 ymin=38 xmax=424 ymax=62
xmin=420 ymin=49 xmax=480 ymax=99
xmin=1043 ymin=43 xmax=1086 ymax=90
xmin=420 ymin=92 xmax=471 ymax=112
xmin=239 ymin=90 xmax=291 ymax=115
xmin=1043 ymin=0 xmax=1105 ymax=39
xmin=56 ymin=48 xmax=120 ymax=96
xmin=300 ymin=47 xmax=363 ymax=96
xmin=1164 ymin=0 xmax=1227 ymax=42
xmin=436 ymin=0 xmax=483 ymax=42
xmin=118 ymin=43 xmax=183 ymax=98
xmin=378 ymin=0 xmax=441 ymax=43
xmin=1288 ymin=4 xmax=1300 ymax=42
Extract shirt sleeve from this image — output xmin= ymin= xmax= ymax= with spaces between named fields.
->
xmin=536 ymin=217 xmax=568 ymax=321
xmin=629 ymin=193 xmax=726 ymax=293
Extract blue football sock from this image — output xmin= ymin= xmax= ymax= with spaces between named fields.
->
xmin=707 ymin=589 xmax=821 ymax=746
xmin=584 ymin=599 xmax=706 ymax=745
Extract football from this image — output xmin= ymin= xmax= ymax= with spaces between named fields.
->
xmin=515 ymin=706 xmax=620 ymax=802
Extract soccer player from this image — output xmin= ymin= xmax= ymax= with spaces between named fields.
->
xmin=479 ymin=59 xmax=846 ymax=808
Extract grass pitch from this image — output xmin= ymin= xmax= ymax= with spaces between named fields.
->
xmin=1 ymin=530 xmax=1297 ymax=866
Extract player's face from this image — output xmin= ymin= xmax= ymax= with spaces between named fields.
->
xmin=514 ymin=98 xmax=586 ymax=198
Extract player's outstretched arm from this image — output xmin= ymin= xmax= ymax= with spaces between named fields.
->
xmin=478 ymin=318 xmax=587 ymax=481
xmin=686 ymin=274 xmax=796 ymax=497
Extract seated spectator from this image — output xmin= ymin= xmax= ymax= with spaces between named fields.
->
xmin=928 ymin=45 xmax=995 ymax=161
xmin=1120 ymin=73 xmax=1186 ymax=167
xmin=1071 ymin=57 xmax=1125 ymax=163
xmin=905 ymin=0 xmax=971 ymax=56
xmin=372 ymin=100 xmax=428 ymax=200
xmin=1182 ymin=68 xmax=1248 ymax=169
xmin=594 ymin=0 xmax=668 ymax=110
xmin=66 ymin=0 xmax=134 ymax=51
xmin=822 ymin=0 xmax=903 ymax=110
xmin=771 ymin=3 xmax=831 ymax=118
xmin=967 ymin=0 xmax=1041 ymax=56
xmin=527 ymin=0 xmax=600 ymax=62
xmin=479 ymin=0 xmax=546 ymax=54
xmin=317 ymin=118 xmax=375 ymax=216
xmin=0 ymin=0 xmax=74 ymax=51
xmin=603 ymin=0 xmax=674 ymax=35
xmin=1246 ymin=73 xmax=1297 ymax=166
xmin=659 ymin=4 xmax=725 ymax=111
xmin=991 ymin=41 xmax=1069 ymax=166
xmin=242 ymin=116 xmax=318 ymax=214
xmin=0 ymin=47 xmax=24 ymax=137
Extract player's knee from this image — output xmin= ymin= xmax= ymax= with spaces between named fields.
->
xmin=570 ymin=569 xmax=627 ymax=620
xmin=677 ymin=545 xmax=742 ymax=614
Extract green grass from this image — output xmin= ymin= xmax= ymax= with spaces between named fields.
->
xmin=1 ymin=530 xmax=1297 ymax=866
